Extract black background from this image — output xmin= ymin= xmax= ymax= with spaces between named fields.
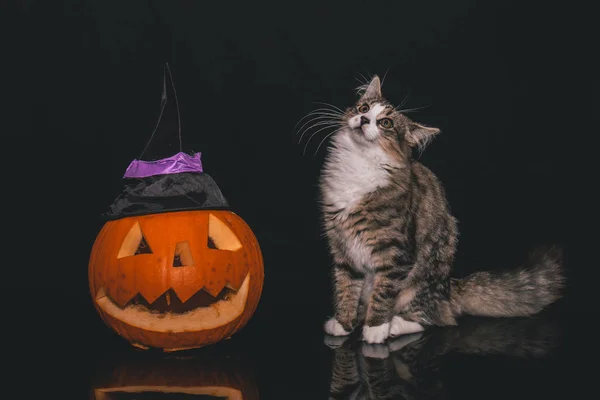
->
xmin=5 ymin=0 xmax=596 ymax=398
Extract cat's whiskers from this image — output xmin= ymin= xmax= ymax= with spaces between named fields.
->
xmin=395 ymin=105 xmax=430 ymax=114
xmin=303 ymin=124 xmax=340 ymax=156
xmin=357 ymin=71 xmax=372 ymax=87
xmin=396 ymin=92 xmax=410 ymax=111
xmin=295 ymin=104 xmax=344 ymax=156
xmin=313 ymin=101 xmax=346 ymax=113
xmin=296 ymin=114 xmax=342 ymax=138
xmin=314 ymin=129 xmax=340 ymax=156
xmin=355 ymin=71 xmax=378 ymax=95
xmin=300 ymin=121 xmax=340 ymax=145
xmin=380 ymin=68 xmax=391 ymax=88
xmin=294 ymin=107 xmax=343 ymax=132
xmin=298 ymin=119 xmax=341 ymax=145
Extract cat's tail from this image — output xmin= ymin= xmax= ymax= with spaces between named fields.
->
xmin=450 ymin=246 xmax=565 ymax=318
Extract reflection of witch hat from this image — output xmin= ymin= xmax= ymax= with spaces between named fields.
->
xmin=102 ymin=64 xmax=230 ymax=221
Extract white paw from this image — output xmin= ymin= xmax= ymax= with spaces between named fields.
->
xmin=389 ymin=316 xmax=424 ymax=337
xmin=324 ymin=318 xmax=350 ymax=336
xmin=362 ymin=322 xmax=391 ymax=344
xmin=361 ymin=343 xmax=390 ymax=359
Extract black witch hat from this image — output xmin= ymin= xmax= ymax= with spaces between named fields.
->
xmin=102 ymin=64 xmax=229 ymax=221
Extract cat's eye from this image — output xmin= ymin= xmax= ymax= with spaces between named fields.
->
xmin=358 ymin=104 xmax=370 ymax=113
xmin=378 ymin=118 xmax=394 ymax=129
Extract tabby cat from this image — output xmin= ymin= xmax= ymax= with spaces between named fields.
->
xmin=316 ymin=75 xmax=564 ymax=344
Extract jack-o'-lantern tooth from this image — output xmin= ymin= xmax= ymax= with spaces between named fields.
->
xmin=105 ymin=261 xmax=142 ymax=307
xmin=169 ymin=263 xmax=206 ymax=303
xmin=116 ymin=249 xmax=170 ymax=305
xmin=170 ymin=273 xmax=225 ymax=302
xmin=103 ymin=284 xmax=137 ymax=308
xmin=170 ymin=285 xmax=199 ymax=304
xmin=226 ymin=263 xmax=245 ymax=290
xmin=137 ymin=279 xmax=171 ymax=305
xmin=203 ymin=278 xmax=228 ymax=298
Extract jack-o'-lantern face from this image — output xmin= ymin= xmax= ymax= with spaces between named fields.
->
xmin=89 ymin=210 xmax=264 ymax=351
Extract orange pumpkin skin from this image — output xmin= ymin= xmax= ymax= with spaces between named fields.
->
xmin=88 ymin=210 xmax=264 ymax=351
xmin=90 ymin=354 xmax=259 ymax=400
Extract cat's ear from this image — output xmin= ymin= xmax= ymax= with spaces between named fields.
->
xmin=359 ymin=75 xmax=382 ymax=99
xmin=405 ymin=122 xmax=440 ymax=150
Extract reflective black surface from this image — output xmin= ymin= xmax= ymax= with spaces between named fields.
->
xmin=15 ymin=257 xmax=590 ymax=400
xmin=7 ymin=1 xmax=592 ymax=398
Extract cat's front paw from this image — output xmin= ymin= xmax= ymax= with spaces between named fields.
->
xmin=362 ymin=322 xmax=391 ymax=344
xmin=324 ymin=317 xmax=351 ymax=336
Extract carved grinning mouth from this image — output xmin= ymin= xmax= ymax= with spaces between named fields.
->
xmin=95 ymin=274 xmax=250 ymax=333
xmin=126 ymin=285 xmax=237 ymax=314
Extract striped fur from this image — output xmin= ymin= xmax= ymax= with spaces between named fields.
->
xmin=318 ymin=76 xmax=565 ymax=344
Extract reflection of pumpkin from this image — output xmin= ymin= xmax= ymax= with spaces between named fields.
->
xmin=90 ymin=353 xmax=258 ymax=400
xmin=89 ymin=210 xmax=264 ymax=351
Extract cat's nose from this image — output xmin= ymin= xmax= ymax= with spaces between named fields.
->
xmin=360 ymin=116 xmax=370 ymax=126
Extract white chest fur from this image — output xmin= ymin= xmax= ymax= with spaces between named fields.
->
xmin=321 ymin=131 xmax=393 ymax=211
xmin=320 ymin=131 xmax=394 ymax=270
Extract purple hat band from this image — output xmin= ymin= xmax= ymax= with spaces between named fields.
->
xmin=123 ymin=152 xmax=203 ymax=178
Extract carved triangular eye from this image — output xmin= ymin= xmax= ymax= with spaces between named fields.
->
xmin=207 ymin=236 xmax=218 ymax=249
xmin=135 ymin=235 xmax=152 ymax=255
xmin=173 ymin=241 xmax=194 ymax=267
xmin=208 ymin=213 xmax=242 ymax=251
xmin=118 ymin=222 xmax=153 ymax=259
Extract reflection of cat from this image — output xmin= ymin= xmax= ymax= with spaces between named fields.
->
xmin=326 ymin=315 xmax=559 ymax=400
xmin=313 ymin=75 xmax=564 ymax=344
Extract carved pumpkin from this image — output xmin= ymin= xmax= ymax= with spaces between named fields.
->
xmin=89 ymin=152 xmax=264 ymax=351
xmin=90 ymin=353 xmax=258 ymax=400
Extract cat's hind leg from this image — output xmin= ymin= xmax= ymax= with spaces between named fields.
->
xmin=389 ymin=315 xmax=425 ymax=337
xmin=390 ymin=283 xmax=457 ymax=337
xmin=389 ymin=307 xmax=456 ymax=338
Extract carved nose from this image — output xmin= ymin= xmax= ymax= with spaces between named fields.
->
xmin=360 ymin=116 xmax=370 ymax=126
